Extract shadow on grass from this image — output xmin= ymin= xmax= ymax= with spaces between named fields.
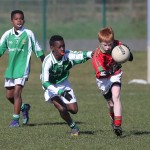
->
xmin=23 ymin=121 xmax=83 ymax=127
xmin=79 ymin=131 xmax=95 ymax=135
xmin=23 ymin=121 xmax=97 ymax=135
xmin=120 ymin=130 xmax=150 ymax=138
xmin=131 ymin=130 xmax=150 ymax=135
xmin=22 ymin=123 xmax=150 ymax=137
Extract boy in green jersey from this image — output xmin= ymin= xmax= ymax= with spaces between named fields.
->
xmin=0 ymin=10 xmax=45 ymax=127
xmin=41 ymin=35 xmax=93 ymax=136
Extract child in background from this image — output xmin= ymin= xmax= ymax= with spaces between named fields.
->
xmin=0 ymin=10 xmax=45 ymax=127
xmin=41 ymin=35 xmax=93 ymax=136
xmin=92 ymin=27 xmax=133 ymax=136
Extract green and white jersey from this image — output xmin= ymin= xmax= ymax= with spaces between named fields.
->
xmin=41 ymin=50 xmax=92 ymax=90
xmin=0 ymin=27 xmax=44 ymax=78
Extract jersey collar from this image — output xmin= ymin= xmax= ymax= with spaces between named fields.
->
xmin=12 ymin=27 xmax=25 ymax=35
xmin=50 ymin=50 xmax=67 ymax=64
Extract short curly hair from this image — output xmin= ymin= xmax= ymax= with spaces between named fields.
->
xmin=98 ymin=27 xmax=114 ymax=43
xmin=49 ymin=35 xmax=64 ymax=46
xmin=11 ymin=10 xmax=24 ymax=20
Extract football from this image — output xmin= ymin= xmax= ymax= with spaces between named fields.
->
xmin=111 ymin=45 xmax=130 ymax=64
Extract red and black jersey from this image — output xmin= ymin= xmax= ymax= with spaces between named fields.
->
xmin=92 ymin=40 xmax=122 ymax=79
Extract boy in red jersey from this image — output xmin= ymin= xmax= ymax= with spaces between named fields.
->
xmin=92 ymin=27 xmax=133 ymax=136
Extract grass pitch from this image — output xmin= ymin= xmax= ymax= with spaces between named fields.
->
xmin=0 ymin=51 xmax=149 ymax=150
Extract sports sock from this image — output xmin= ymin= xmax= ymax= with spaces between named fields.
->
xmin=13 ymin=114 xmax=20 ymax=121
xmin=69 ymin=121 xmax=78 ymax=129
xmin=114 ymin=116 xmax=122 ymax=126
xmin=21 ymin=103 xmax=25 ymax=111
xmin=21 ymin=103 xmax=28 ymax=111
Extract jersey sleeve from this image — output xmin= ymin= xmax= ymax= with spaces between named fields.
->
xmin=41 ymin=55 xmax=51 ymax=89
xmin=28 ymin=30 xmax=44 ymax=58
xmin=67 ymin=50 xmax=92 ymax=66
xmin=0 ymin=31 xmax=9 ymax=57
xmin=41 ymin=55 xmax=59 ymax=94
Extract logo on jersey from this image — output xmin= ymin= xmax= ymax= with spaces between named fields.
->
xmin=9 ymin=41 xmax=13 ymax=45
xmin=22 ymin=39 xmax=26 ymax=45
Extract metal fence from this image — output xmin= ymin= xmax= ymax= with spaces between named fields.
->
xmin=0 ymin=0 xmax=146 ymax=22
xmin=0 ymin=0 xmax=147 ymax=50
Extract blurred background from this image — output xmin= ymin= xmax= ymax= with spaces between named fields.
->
xmin=0 ymin=0 xmax=146 ymax=51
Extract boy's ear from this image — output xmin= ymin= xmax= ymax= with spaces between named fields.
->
xmin=50 ymin=46 xmax=54 ymax=51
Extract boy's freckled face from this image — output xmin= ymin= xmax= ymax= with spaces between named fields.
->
xmin=11 ymin=13 xmax=24 ymax=30
xmin=100 ymin=41 xmax=114 ymax=52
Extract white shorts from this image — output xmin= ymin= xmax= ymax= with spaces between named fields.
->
xmin=96 ymin=72 xmax=123 ymax=95
xmin=4 ymin=78 xmax=28 ymax=87
xmin=44 ymin=79 xmax=77 ymax=104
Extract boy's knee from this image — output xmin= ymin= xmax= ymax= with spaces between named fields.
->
xmin=6 ymin=95 xmax=13 ymax=100
xmin=6 ymin=95 xmax=14 ymax=104
xmin=58 ymin=106 xmax=68 ymax=115
xmin=60 ymin=107 xmax=78 ymax=114
xmin=69 ymin=108 xmax=78 ymax=114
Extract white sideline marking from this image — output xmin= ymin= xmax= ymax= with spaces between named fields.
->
xmin=128 ymin=79 xmax=147 ymax=84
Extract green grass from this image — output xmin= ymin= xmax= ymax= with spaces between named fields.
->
xmin=0 ymin=51 xmax=150 ymax=150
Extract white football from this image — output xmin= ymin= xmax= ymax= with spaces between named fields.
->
xmin=111 ymin=45 xmax=130 ymax=64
